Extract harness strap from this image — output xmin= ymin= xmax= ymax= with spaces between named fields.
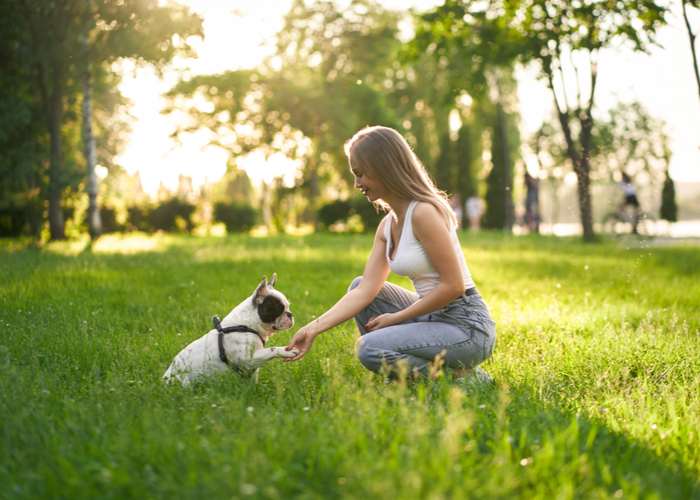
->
xmin=212 ymin=315 xmax=266 ymax=374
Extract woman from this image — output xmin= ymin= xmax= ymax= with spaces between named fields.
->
xmin=285 ymin=126 xmax=496 ymax=384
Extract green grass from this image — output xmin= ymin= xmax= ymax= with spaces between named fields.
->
xmin=1 ymin=232 xmax=699 ymax=500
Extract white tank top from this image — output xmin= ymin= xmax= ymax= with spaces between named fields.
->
xmin=384 ymin=200 xmax=474 ymax=298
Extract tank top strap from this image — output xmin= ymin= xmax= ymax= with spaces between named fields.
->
xmin=403 ymin=200 xmax=419 ymax=239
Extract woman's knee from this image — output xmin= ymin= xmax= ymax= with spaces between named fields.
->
xmin=355 ymin=336 xmax=379 ymax=372
xmin=348 ymin=276 xmax=362 ymax=293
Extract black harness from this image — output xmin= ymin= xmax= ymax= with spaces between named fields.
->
xmin=211 ymin=315 xmax=266 ymax=374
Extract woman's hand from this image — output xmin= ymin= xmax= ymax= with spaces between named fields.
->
xmin=284 ymin=325 xmax=317 ymax=362
xmin=365 ymin=313 xmax=401 ymax=332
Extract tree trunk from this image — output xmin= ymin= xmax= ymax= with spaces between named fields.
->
xmin=47 ymin=86 xmax=66 ymax=241
xmin=556 ymin=111 xmax=596 ymax=242
xmin=573 ymin=160 xmax=595 ymax=241
xmin=82 ymin=65 xmax=102 ymax=240
xmin=682 ymin=0 xmax=700 ymax=106
xmin=578 ymin=110 xmax=596 ymax=241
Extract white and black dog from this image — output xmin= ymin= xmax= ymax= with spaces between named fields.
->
xmin=163 ymin=274 xmax=298 ymax=386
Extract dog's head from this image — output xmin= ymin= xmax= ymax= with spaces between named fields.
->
xmin=251 ymin=273 xmax=294 ymax=334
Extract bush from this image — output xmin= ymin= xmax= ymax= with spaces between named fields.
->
xmin=0 ymin=206 xmax=25 ymax=237
xmin=350 ymin=198 xmax=385 ymax=231
xmin=127 ymin=205 xmax=151 ymax=232
xmin=150 ymin=198 xmax=196 ymax=232
xmin=317 ymin=197 xmax=385 ymax=232
xmin=318 ymin=200 xmax=352 ymax=230
xmin=99 ymin=207 xmax=123 ymax=234
xmin=213 ymin=201 xmax=259 ymax=233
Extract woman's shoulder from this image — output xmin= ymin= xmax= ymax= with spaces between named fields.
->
xmin=411 ymin=201 xmax=450 ymax=235
xmin=412 ymin=200 xmax=443 ymax=221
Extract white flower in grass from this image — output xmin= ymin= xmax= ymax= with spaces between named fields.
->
xmin=247 ymin=406 xmax=254 ymax=413
xmin=241 ymin=484 xmax=257 ymax=495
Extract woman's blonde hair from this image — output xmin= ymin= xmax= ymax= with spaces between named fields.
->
xmin=344 ymin=126 xmax=457 ymax=227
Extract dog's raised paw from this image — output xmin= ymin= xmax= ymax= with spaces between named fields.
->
xmin=280 ymin=348 xmax=300 ymax=358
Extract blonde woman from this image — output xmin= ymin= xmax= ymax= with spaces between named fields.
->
xmin=285 ymin=126 xmax=495 ymax=385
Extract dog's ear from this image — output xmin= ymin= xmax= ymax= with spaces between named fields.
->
xmin=253 ymin=276 xmax=269 ymax=305
xmin=269 ymin=273 xmax=277 ymax=289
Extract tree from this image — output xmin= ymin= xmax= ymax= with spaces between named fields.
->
xmin=534 ymin=100 xmax=671 ymax=227
xmin=682 ymin=0 xmax=700 ymax=107
xmin=1 ymin=0 xmax=203 ymax=240
xmin=165 ymin=0 xmax=401 ymax=227
xmin=482 ymin=107 xmax=519 ymax=230
xmin=80 ymin=1 xmax=202 ymax=239
xmin=591 ymin=101 xmax=672 ymax=183
xmin=410 ymin=4 xmax=522 ymax=231
xmin=415 ymin=0 xmax=667 ymax=241
xmin=660 ymin=169 xmax=678 ymax=223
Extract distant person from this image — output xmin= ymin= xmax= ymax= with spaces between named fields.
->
xmin=465 ymin=192 xmax=483 ymax=232
xmin=450 ymin=193 xmax=463 ymax=229
xmin=524 ymin=171 xmax=540 ymax=233
xmin=284 ymin=126 xmax=496 ymax=388
xmin=618 ymin=171 xmax=640 ymax=234
xmin=618 ymin=172 xmax=640 ymax=210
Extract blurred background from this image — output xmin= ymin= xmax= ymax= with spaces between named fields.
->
xmin=1 ymin=0 xmax=699 ymax=241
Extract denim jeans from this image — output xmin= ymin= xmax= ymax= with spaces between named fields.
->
xmin=349 ymin=277 xmax=496 ymax=377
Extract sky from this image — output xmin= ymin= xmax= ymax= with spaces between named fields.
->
xmin=115 ymin=0 xmax=700 ymax=196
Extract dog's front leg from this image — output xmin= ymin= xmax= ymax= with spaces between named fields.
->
xmin=238 ymin=347 xmax=300 ymax=370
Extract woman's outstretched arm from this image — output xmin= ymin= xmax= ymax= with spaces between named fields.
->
xmin=284 ymin=218 xmax=392 ymax=361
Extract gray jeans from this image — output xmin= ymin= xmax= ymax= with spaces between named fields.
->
xmin=349 ymin=277 xmax=496 ymax=377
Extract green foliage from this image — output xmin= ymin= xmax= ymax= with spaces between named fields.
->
xmin=213 ymin=201 xmax=259 ymax=234
xmin=0 ymin=207 xmax=26 ymax=237
xmin=1 ymin=233 xmax=699 ymax=499
xmin=415 ymin=0 xmax=669 ymax=241
xmin=149 ymin=198 xmax=196 ymax=233
xmin=483 ymin=110 xmax=518 ymax=230
xmin=96 ymin=207 xmax=123 ymax=235
xmin=660 ymin=171 xmax=678 ymax=223
xmin=127 ymin=205 xmax=151 ymax=233
xmin=0 ymin=0 xmax=203 ymax=240
xmin=590 ymin=101 xmax=672 ymax=181
xmin=454 ymin=124 xmax=477 ymax=200
xmin=318 ymin=197 xmax=385 ymax=233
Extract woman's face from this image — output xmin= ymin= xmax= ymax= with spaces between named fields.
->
xmin=350 ymin=160 xmax=385 ymax=202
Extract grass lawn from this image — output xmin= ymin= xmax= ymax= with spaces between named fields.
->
xmin=1 ymin=232 xmax=699 ymax=499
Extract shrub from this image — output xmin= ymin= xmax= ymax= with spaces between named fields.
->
xmin=0 ymin=206 xmax=25 ymax=237
xmin=318 ymin=200 xmax=352 ymax=230
xmin=317 ymin=198 xmax=385 ymax=233
xmin=350 ymin=198 xmax=384 ymax=231
xmin=99 ymin=207 xmax=123 ymax=234
xmin=150 ymin=198 xmax=196 ymax=232
xmin=127 ymin=205 xmax=151 ymax=232
xmin=213 ymin=201 xmax=259 ymax=233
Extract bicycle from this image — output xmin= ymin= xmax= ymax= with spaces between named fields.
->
xmin=601 ymin=203 xmax=656 ymax=237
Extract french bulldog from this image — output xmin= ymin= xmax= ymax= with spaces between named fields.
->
xmin=163 ymin=274 xmax=298 ymax=386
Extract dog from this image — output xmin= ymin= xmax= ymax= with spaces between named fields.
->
xmin=163 ymin=274 xmax=298 ymax=386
